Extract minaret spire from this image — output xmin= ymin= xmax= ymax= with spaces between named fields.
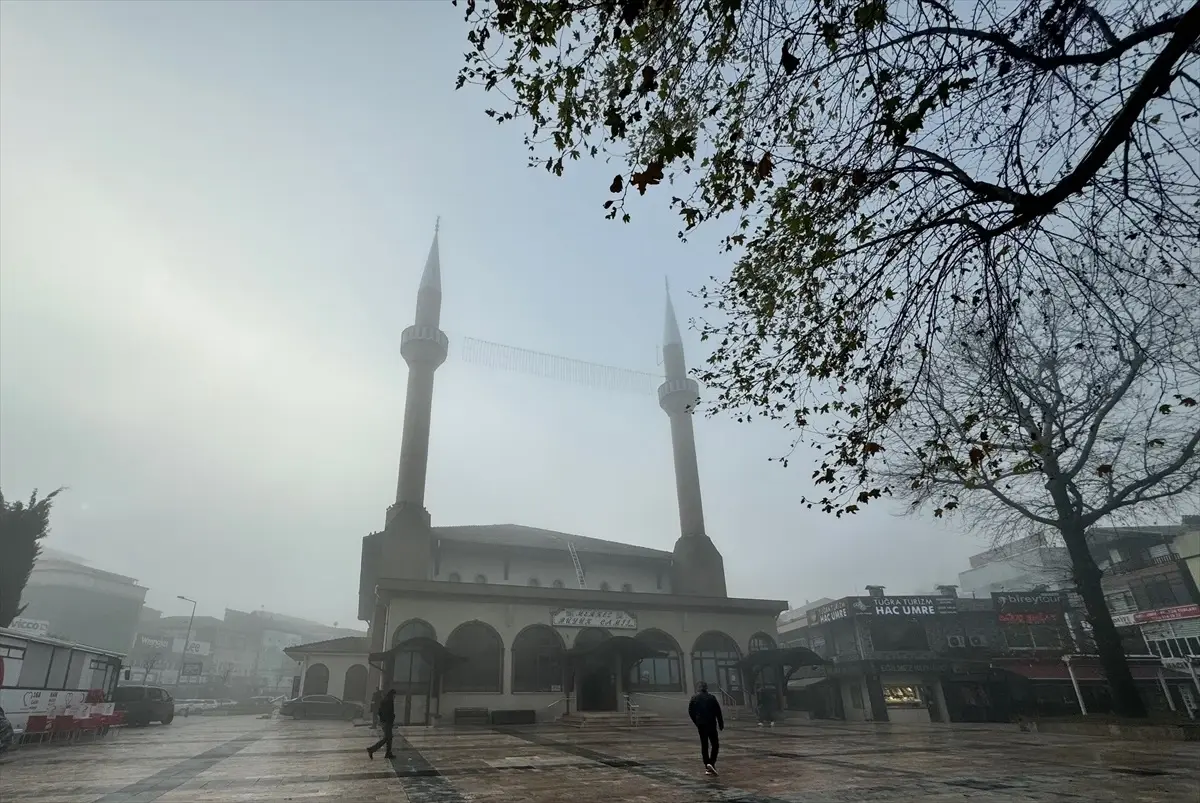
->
xmin=393 ymin=222 xmax=450 ymax=516
xmin=657 ymin=281 xmax=727 ymax=597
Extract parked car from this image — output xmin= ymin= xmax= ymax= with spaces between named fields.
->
xmin=113 ymin=685 xmax=175 ymax=725
xmin=279 ymin=694 xmax=362 ymax=720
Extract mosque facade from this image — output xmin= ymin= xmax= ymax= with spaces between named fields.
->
xmin=288 ymin=229 xmax=790 ymax=725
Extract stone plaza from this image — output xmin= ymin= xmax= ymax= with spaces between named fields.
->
xmin=2 ymin=716 xmax=1196 ymax=803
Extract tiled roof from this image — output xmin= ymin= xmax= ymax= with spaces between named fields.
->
xmin=434 ymin=524 xmax=672 ymax=560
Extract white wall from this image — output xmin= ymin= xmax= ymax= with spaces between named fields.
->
xmin=381 ymin=594 xmax=778 ymax=723
xmin=297 ymin=653 xmax=370 ymax=702
xmin=435 ymin=547 xmax=667 ymax=594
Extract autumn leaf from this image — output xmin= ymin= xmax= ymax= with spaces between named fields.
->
xmin=630 ymin=161 xmax=664 ymax=194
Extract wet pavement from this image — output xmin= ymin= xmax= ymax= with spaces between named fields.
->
xmin=1 ymin=715 xmax=1197 ymax=802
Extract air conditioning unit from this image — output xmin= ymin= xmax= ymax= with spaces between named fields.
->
xmin=946 ymin=635 xmax=966 ymax=648
xmin=969 ymin=635 xmax=988 ymax=648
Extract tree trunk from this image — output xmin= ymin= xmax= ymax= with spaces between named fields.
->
xmin=1060 ymin=524 xmax=1147 ymax=718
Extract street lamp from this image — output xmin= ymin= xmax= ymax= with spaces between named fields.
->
xmin=176 ymin=596 xmax=197 ymax=689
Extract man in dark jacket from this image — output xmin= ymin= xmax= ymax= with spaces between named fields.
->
xmin=367 ymin=689 xmax=397 ymax=760
xmin=688 ymin=682 xmax=724 ymax=775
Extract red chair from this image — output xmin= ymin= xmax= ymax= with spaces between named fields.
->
xmin=21 ymin=715 xmax=51 ymax=745
xmin=48 ymin=715 xmax=77 ymax=743
xmin=101 ymin=710 xmax=125 ymax=737
xmin=74 ymin=715 xmax=103 ymax=742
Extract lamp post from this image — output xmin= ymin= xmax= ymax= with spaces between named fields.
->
xmin=176 ymin=595 xmax=197 ymax=689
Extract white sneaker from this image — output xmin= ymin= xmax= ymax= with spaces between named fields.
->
xmin=706 ymin=764 xmax=718 ymax=776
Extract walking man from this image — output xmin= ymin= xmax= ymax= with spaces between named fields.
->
xmin=688 ymin=681 xmax=724 ymax=776
xmin=367 ymin=689 xmax=397 ymax=760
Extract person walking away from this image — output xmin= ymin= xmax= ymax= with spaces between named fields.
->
xmin=688 ymin=682 xmax=724 ymax=775
xmin=370 ymin=689 xmax=382 ymax=728
xmin=367 ymin=689 xmax=397 ymax=760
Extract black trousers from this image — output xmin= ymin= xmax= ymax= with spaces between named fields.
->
xmin=697 ymin=725 xmax=720 ymax=765
xmin=369 ymin=720 xmax=394 ymax=755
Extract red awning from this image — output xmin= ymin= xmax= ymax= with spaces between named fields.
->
xmin=997 ymin=661 xmax=1188 ymax=682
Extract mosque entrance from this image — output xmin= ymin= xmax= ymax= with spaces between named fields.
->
xmin=578 ymin=665 xmax=618 ymax=711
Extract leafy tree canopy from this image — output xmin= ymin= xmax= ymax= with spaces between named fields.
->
xmin=457 ymin=0 xmax=1200 ymax=512
xmin=0 ymin=488 xmax=62 ymax=628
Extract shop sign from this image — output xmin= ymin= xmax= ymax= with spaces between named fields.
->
xmin=997 ymin=611 xmax=1061 ymax=625
xmin=9 ymin=618 xmax=50 ymax=637
xmin=807 ymin=599 xmax=850 ymax=625
xmin=1112 ymin=604 xmax=1200 ymax=628
xmin=171 ymin=639 xmax=211 ymax=656
xmin=551 ymin=609 xmax=637 ymax=630
xmin=992 ymin=592 xmax=1066 ymax=612
xmin=851 ymin=596 xmax=958 ymax=617
xmin=181 ymin=660 xmax=204 ymax=678
xmin=137 ymin=635 xmax=170 ymax=651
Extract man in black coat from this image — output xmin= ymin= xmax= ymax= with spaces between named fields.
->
xmin=688 ymin=682 xmax=725 ymax=775
xmin=367 ymin=689 xmax=397 ymax=760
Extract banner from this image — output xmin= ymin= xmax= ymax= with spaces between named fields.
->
xmin=551 ymin=609 xmax=637 ymax=630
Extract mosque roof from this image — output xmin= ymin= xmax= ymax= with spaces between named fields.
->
xmin=433 ymin=524 xmax=672 ymax=561
xmin=284 ymin=636 xmax=370 ymax=659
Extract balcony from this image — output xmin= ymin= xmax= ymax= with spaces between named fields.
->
xmin=1106 ymin=552 xmax=1180 ymax=575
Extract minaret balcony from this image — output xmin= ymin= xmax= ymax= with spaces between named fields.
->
xmin=658 ymin=377 xmax=700 ymax=414
xmin=401 ymin=325 xmax=449 ymax=367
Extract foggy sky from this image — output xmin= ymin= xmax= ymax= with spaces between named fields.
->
xmin=0 ymin=0 xmax=989 ymax=627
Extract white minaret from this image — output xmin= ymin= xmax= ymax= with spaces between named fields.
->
xmin=658 ymin=281 xmax=727 ymax=596
xmin=393 ymin=223 xmax=449 ymax=512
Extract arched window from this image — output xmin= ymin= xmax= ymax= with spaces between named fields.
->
xmin=599 ymin=581 xmax=611 ymax=591
xmin=528 ymin=578 xmax=541 ymax=587
xmin=474 ymin=574 xmax=488 ymax=584
xmin=749 ymin=632 xmax=777 ymax=653
xmin=391 ymin=619 xmax=436 ymax=689
xmin=442 ymin=621 xmax=503 ymax=693
xmin=691 ymin=632 xmax=742 ymax=695
xmin=302 ymin=663 xmax=329 ymax=695
xmin=511 ymin=625 xmax=566 ymax=693
xmin=343 ymin=664 xmax=368 ymax=702
xmin=448 ymin=572 xmax=461 ymax=583
xmin=552 ymin=579 xmax=565 ymax=589
xmin=621 ymin=583 xmax=634 ymax=593
xmin=628 ymin=630 xmax=684 ymax=692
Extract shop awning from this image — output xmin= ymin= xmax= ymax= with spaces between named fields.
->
xmin=739 ymin=646 xmax=827 ymax=671
xmin=786 ymin=676 xmax=830 ymax=689
xmin=368 ymin=636 xmax=464 ymax=670
xmin=565 ymin=635 xmax=663 ymax=665
xmin=996 ymin=661 xmax=1188 ymax=682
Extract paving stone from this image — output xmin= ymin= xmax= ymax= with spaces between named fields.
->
xmin=0 ymin=715 xmax=1196 ymax=803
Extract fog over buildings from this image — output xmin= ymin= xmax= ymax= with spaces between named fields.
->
xmin=4 ymin=1 xmax=1024 ymax=626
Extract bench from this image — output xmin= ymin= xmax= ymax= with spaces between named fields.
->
xmin=490 ymin=709 xmax=536 ymax=726
xmin=453 ymin=707 xmax=490 ymax=726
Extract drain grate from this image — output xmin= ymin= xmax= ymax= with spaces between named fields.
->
xmin=943 ymin=778 xmax=1018 ymax=791
xmin=1110 ymin=767 xmax=1168 ymax=777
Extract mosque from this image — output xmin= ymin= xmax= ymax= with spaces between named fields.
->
xmin=286 ymin=229 xmax=803 ymax=726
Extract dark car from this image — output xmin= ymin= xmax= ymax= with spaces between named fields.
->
xmin=113 ymin=685 xmax=175 ymax=725
xmin=279 ymin=694 xmax=362 ymax=720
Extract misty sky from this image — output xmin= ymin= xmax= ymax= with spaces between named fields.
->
xmin=0 ymin=0 xmax=993 ymax=628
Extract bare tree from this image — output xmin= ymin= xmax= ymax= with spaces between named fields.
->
xmin=139 ymin=652 xmax=162 ymax=682
xmin=457 ymin=0 xmax=1200 ymax=513
xmin=882 ymin=269 xmax=1199 ymax=717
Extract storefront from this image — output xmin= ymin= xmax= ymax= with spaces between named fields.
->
xmin=821 ymin=659 xmax=1009 ymax=723
xmin=993 ymin=655 xmax=1196 ymax=717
